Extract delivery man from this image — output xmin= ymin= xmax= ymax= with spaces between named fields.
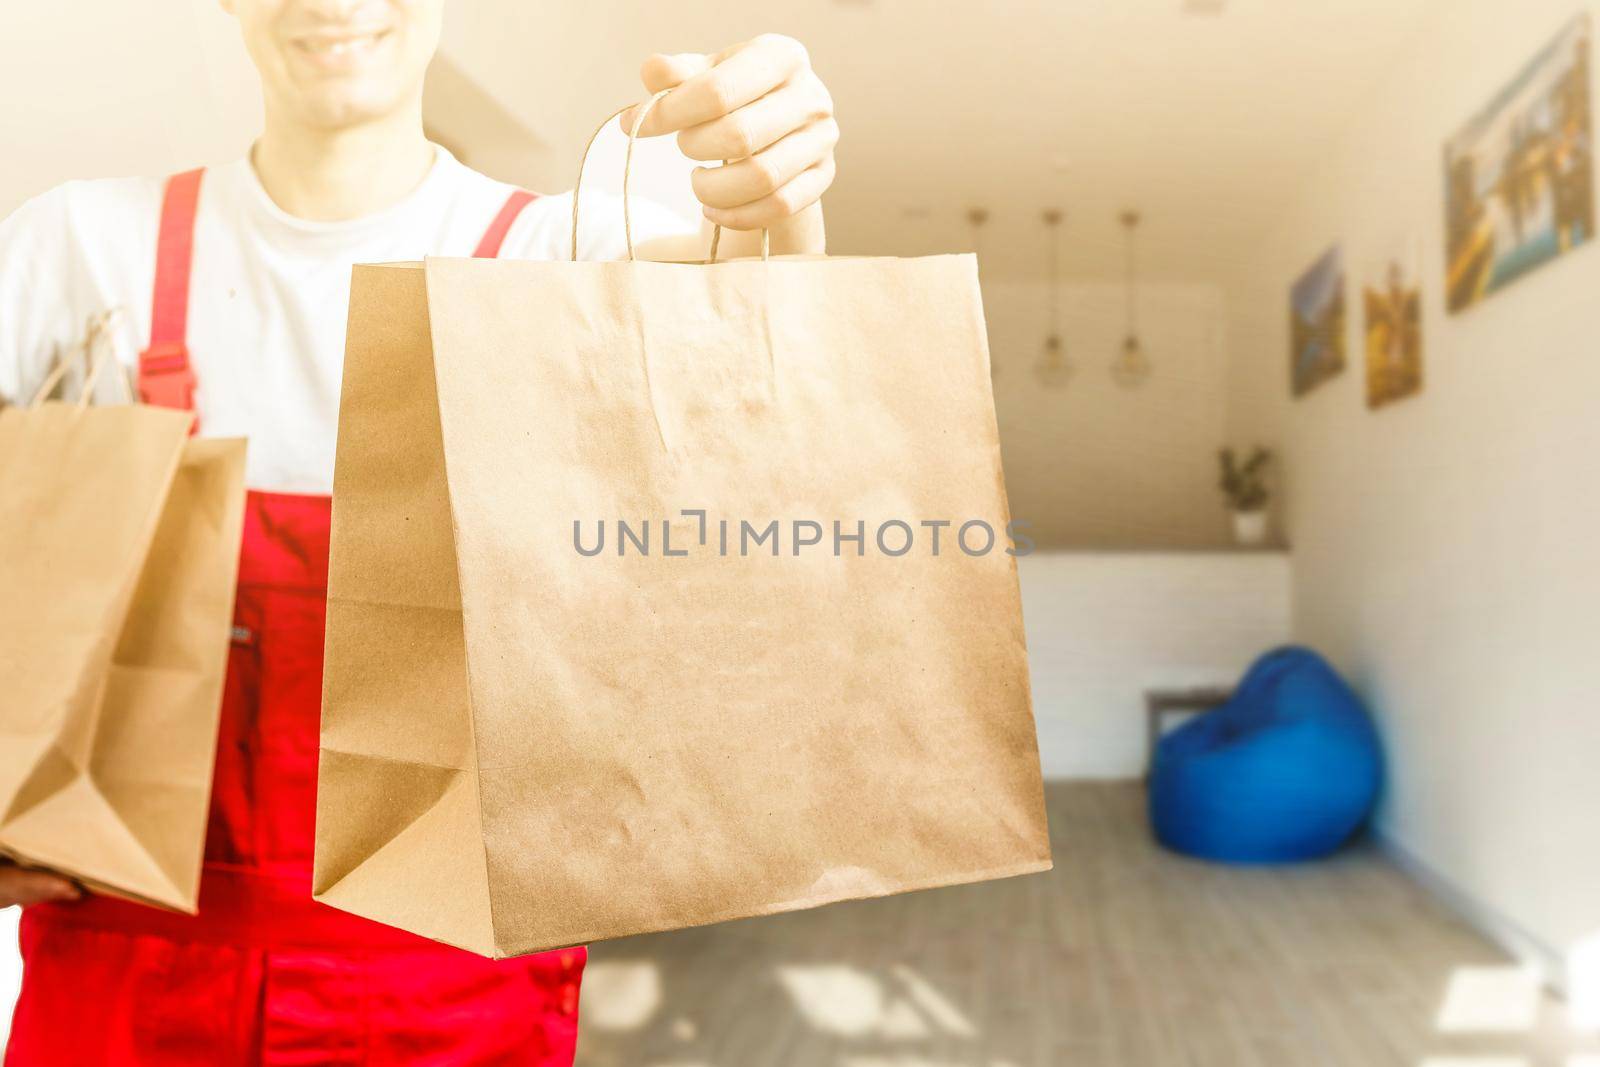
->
xmin=0 ymin=0 xmax=838 ymax=1062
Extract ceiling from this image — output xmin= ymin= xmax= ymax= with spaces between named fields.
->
xmin=438 ymin=0 xmax=1447 ymax=280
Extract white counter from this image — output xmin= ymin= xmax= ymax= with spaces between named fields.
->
xmin=1017 ymin=548 xmax=1292 ymax=779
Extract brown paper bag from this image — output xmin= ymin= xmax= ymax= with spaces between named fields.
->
xmin=316 ymin=237 xmax=1052 ymax=956
xmin=317 ymin=94 xmax=1047 ymax=957
xmin=0 ymin=332 xmax=246 ymax=912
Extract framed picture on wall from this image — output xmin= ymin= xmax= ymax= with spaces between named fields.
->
xmin=1443 ymin=14 xmax=1594 ymax=313
xmin=1290 ymin=245 xmax=1346 ymax=398
xmin=1363 ymin=239 xmax=1424 ymax=409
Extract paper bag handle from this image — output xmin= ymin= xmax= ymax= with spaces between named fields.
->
xmin=570 ymin=90 xmax=770 ymax=265
xmin=28 ymin=309 xmax=131 ymax=410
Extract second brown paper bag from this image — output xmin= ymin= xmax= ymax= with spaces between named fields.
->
xmin=0 ymin=345 xmax=246 ymax=912
xmin=314 ymin=240 xmax=1051 ymax=958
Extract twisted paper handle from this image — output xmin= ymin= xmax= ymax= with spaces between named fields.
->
xmin=27 ymin=309 xmax=131 ymax=410
xmin=570 ymin=89 xmax=770 ymax=264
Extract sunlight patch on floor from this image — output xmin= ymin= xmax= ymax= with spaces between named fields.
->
xmin=579 ymin=960 xmax=662 ymax=1031
xmin=1568 ymin=932 xmax=1600 ymax=1031
xmin=776 ymin=964 xmax=897 ymax=1037
xmin=1435 ymin=966 xmax=1542 ymax=1033
xmin=775 ymin=963 xmax=981 ymax=1041
xmin=890 ymin=964 xmax=978 ymax=1038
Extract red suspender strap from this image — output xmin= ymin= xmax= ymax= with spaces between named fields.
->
xmin=473 ymin=189 xmax=538 ymax=258
xmin=136 ymin=176 xmax=527 ymax=426
xmin=139 ymin=168 xmax=204 ymax=420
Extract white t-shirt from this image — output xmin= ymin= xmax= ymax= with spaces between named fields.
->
xmin=0 ymin=146 xmax=692 ymax=494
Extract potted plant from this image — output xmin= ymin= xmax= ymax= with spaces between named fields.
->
xmin=1218 ymin=446 xmax=1272 ymax=545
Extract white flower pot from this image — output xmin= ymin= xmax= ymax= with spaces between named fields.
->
xmin=1231 ymin=510 xmax=1268 ymax=546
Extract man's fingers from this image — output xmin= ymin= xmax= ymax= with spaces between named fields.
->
xmin=1 ymin=867 xmax=82 ymax=907
xmin=640 ymin=52 xmax=712 ymax=94
xmin=621 ymin=52 xmax=714 ymax=132
xmin=676 ymin=74 xmax=833 ymax=162
xmin=701 ymin=156 xmax=836 ymax=231
xmin=632 ymin=35 xmax=810 ymax=140
xmin=691 ymin=119 xmax=840 ymax=210
xmin=621 ymin=32 xmax=833 ymax=237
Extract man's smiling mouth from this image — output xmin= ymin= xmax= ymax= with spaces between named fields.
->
xmin=291 ymin=29 xmax=392 ymax=59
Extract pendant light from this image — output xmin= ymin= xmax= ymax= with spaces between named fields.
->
xmin=1112 ymin=210 xmax=1151 ymax=388
xmin=966 ymin=206 xmax=989 ymax=259
xmin=967 ymin=207 xmax=998 ymax=380
xmin=1034 ymin=209 xmax=1072 ymax=388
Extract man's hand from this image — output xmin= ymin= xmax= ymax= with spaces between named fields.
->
xmin=0 ymin=861 xmax=81 ymax=907
xmin=624 ymin=35 xmax=837 ymax=256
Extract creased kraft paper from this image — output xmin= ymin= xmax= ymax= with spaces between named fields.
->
xmin=0 ymin=403 xmax=245 ymax=912
xmin=314 ymin=253 xmax=1051 ymax=958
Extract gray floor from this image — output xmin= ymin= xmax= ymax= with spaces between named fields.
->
xmin=575 ymin=782 xmax=1599 ymax=1067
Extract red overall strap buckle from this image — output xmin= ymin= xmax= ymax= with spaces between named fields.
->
xmin=137 ymin=342 xmax=198 ymax=411
xmin=139 ymin=168 xmax=204 ymax=430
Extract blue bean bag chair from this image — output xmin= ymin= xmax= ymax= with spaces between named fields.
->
xmin=1149 ymin=646 xmax=1383 ymax=863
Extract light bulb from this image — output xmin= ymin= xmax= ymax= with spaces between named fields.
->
xmin=1034 ymin=334 xmax=1073 ymax=387
xmin=1111 ymin=334 xmax=1150 ymax=388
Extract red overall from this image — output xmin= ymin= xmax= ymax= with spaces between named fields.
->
xmin=6 ymin=172 xmax=581 ymax=1066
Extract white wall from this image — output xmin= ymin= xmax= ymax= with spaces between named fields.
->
xmin=0 ymin=1 xmax=258 ymax=213
xmin=1226 ymin=0 xmax=1600 ymax=990
xmin=989 ymin=280 xmax=1234 ymax=547
xmin=1020 ymin=551 xmax=1292 ymax=779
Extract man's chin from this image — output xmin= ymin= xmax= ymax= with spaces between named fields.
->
xmin=296 ymin=89 xmax=409 ymax=131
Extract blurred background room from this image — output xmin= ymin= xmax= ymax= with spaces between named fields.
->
xmin=4 ymin=0 xmax=1600 ymax=1064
